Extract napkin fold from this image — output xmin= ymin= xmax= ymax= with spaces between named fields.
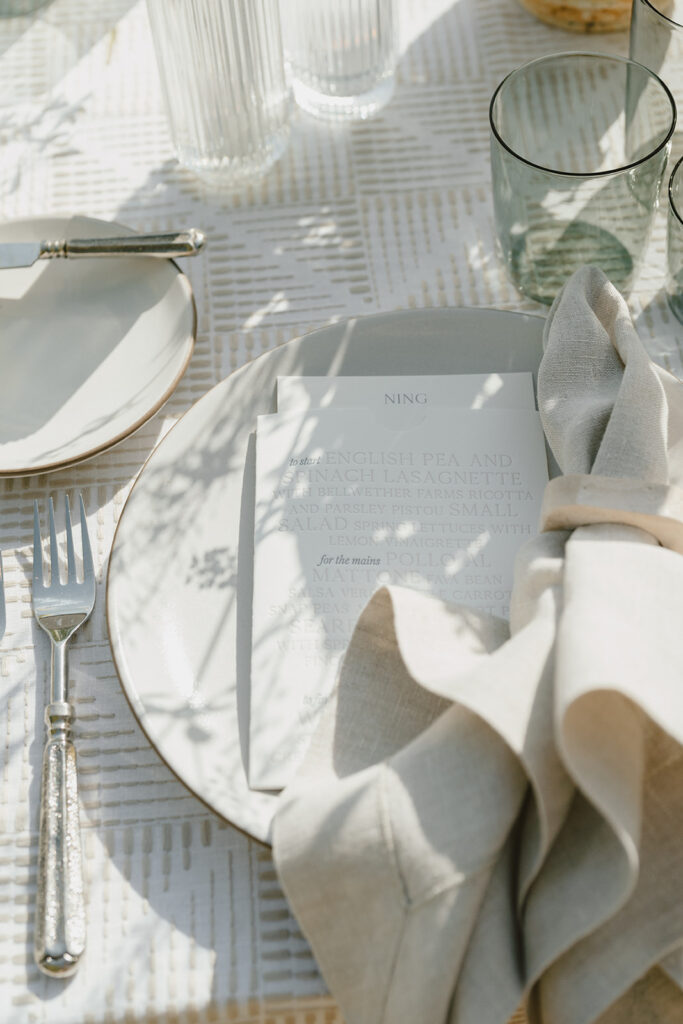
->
xmin=272 ymin=266 xmax=683 ymax=1024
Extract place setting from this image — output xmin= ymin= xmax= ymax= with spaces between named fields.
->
xmin=110 ymin=18 xmax=683 ymax=1018
xmin=3 ymin=2 xmax=683 ymax=1024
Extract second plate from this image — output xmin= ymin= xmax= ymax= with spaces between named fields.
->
xmin=0 ymin=214 xmax=196 ymax=476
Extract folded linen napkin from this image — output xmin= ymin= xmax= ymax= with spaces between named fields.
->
xmin=272 ymin=265 xmax=683 ymax=1024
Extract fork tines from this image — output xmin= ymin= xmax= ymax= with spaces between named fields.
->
xmin=33 ymin=494 xmax=93 ymax=590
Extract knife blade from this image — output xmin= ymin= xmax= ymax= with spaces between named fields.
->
xmin=0 ymin=229 xmax=205 ymax=269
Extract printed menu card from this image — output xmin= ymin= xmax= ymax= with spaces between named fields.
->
xmin=276 ymin=372 xmax=536 ymax=413
xmin=248 ymin=375 xmax=549 ymax=791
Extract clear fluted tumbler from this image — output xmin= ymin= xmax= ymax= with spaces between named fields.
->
xmin=282 ymin=0 xmax=397 ymax=120
xmin=146 ymin=0 xmax=290 ymax=188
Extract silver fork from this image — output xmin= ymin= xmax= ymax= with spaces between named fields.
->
xmin=32 ymin=494 xmax=95 ymax=977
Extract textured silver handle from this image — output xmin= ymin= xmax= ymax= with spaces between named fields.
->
xmin=39 ymin=229 xmax=206 ymax=260
xmin=34 ymin=702 xmax=85 ymax=978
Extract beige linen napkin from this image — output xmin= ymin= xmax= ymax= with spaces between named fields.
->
xmin=272 ymin=266 xmax=683 ymax=1024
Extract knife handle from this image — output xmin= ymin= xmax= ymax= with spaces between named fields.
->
xmin=38 ymin=229 xmax=205 ymax=260
xmin=34 ymin=702 xmax=85 ymax=978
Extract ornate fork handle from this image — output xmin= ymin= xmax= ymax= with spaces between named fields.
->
xmin=38 ymin=228 xmax=205 ymax=260
xmin=32 ymin=496 xmax=95 ymax=978
xmin=34 ymin=695 xmax=85 ymax=977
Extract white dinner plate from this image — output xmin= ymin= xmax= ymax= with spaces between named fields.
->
xmin=0 ymin=215 xmax=196 ymax=476
xmin=106 ymin=307 xmax=545 ymax=844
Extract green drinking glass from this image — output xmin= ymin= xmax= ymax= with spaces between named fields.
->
xmin=630 ymin=0 xmax=683 ymax=162
xmin=0 ymin=0 xmax=50 ymax=11
xmin=490 ymin=52 xmax=676 ymax=305
xmin=666 ymin=155 xmax=683 ymax=320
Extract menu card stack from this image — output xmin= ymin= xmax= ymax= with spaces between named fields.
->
xmin=248 ymin=372 xmax=549 ymax=790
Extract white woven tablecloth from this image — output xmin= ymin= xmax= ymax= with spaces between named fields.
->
xmin=0 ymin=2 xmax=681 ymax=1022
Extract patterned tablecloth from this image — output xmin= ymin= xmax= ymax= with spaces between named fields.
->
xmin=0 ymin=1 xmax=681 ymax=1022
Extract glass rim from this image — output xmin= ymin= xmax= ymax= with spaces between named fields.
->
xmin=635 ymin=0 xmax=683 ymax=29
xmin=668 ymin=155 xmax=683 ymax=227
xmin=489 ymin=51 xmax=677 ymax=180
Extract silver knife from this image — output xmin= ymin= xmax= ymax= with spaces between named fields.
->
xmin=0 ymin=229 xmax=205 ymax=269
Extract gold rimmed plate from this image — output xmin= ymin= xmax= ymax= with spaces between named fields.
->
xmin=0 ymin=214 xmax=196 ymax=476
xmin=106 ymin=307 xmax=545 ymax=845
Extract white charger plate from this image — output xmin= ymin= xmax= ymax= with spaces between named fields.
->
xmin=0 ymin=215 xmax=196 ymax=476
xmin=106 ymin=307 xmax=545 ymax=845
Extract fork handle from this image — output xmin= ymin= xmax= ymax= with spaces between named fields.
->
xmin=34 ymin=702 xmax=86 ymax=977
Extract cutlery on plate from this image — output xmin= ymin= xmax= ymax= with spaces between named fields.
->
xmin=32 ymin=495 xmax=95 ymax=978
xmin=0 ymin=228 xmax=205 ymax=269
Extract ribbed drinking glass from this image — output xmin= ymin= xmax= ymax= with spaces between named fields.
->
xmin=282 ymin=0 xmax=397 ymax=120
xmin=146 ymin=0 xmax=290 ymax=187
